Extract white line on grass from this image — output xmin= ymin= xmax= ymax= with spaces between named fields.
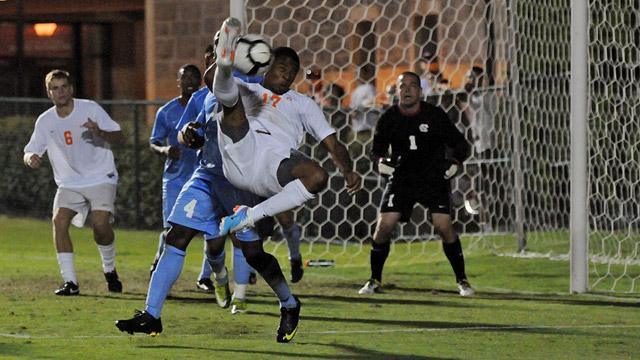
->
xmin=2 ymin=324 xmax=639 ymax=340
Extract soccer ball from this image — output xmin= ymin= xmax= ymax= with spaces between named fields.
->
xmin=233 ymin=34 xmax=272 ymax=76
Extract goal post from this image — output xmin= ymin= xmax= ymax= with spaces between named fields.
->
xmin=570 ymin=0 xmax=588 ymax=294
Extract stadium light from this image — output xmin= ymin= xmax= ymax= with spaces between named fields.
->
xmin=34 ymin=23 xmax=58 ymax=37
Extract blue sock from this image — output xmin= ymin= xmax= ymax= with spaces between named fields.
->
xmin=206 ymin=245 xmax=227 ymax=285
xmin=145 ymin=245 xmax=186 ymax=318
xmin=282 ymin=224 xmax=302 ymax=261
xmin=198 ymin=241 xmax=213 ymax=280
xmin=277 ymin=285 xmax=297 ymax=308
xmin=233 ymin=247 xmax=251 ymax=285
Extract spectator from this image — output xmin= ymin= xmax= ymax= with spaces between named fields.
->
xmin=23 ymin=69 xmax=125 ymax=296
xmin=416 ymin=50 xmax=439 ymax=96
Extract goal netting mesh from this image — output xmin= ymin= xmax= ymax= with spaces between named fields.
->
xmin=244 ymin=0 xmax=640 ymax=293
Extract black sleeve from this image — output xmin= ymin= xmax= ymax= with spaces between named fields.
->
xmin=371 ymin=108 xmax=392 ymax=161
xmin=437 ymin=107 xmax=470 ymax=163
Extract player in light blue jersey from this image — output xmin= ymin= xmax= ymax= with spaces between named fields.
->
xmin=151 ymin=45 xmax=222 ymax=292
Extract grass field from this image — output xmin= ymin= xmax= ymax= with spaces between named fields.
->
xmin=1 ymin=216 xmax=639 ymax=359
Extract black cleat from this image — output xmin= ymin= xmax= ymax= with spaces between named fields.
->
xmin=104 ymin=270 xmax=123 ymax=293
xmin=290 ymin=258 xmax=304 ymax=283
xmin=54 ymin=281 xmax=79 ymax=296
xmin=115 ymin=310 xmax=162 ymax=336
xmin=248 ymin=272 xmax=257 ymax=285
xmin=196 ymin=278 xmax=215 ymax=292
xmin=276 ymin=295 xmax=301 ymax=343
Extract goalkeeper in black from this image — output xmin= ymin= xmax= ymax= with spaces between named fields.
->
xmin=358 ymin=71 xmax=475 ymax=296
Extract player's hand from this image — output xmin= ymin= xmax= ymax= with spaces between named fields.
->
xmin=82 ymin=117 xmax=101 ymax=136
xmin=24 ymin=153 xmax=42 ymax=169
xmin=178 ymin=122 xmax=205 ymax=149
xmin=377 ymin=157 xmax=396 ymax=176
xmin=444 ymin=161 xmax=461 ymax=180
xmin=344 ymin=171 xmax=362 ymax=195
xmin=167 ymin=145 xmax=181 ymax=160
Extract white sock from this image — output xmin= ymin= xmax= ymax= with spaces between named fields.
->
xmin=250 ymin=179 xmax=315 ymax=221
xmin=56 ymin=252 xmax=77 ymax=284
xmin=233 ymin=284 xmax=247 ymax=300
xmin=213 ymin=66 xmax=238 ymax=107
xmin=97 ymin=243 xmax=116 ymax=273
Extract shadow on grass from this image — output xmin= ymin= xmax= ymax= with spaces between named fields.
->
xmin=244 ymin=312 xmax=591 ymax=337
xmin=469 ymin=292 xmax=640 ymax=308
xmin=301 ymin=292 xmax=472 ymax=307
xmin=138 ymin=344 xmax=453 ymax=359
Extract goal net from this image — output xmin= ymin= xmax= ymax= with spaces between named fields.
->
xmin=243 ymin=0 xmax=640 ymax=293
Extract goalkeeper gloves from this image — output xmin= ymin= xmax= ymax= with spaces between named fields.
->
xmin=179 ymin=122 xmax=205 ymax=149
xmin=377 ymin=157 xmax=396 ymax=176
xmin=444 ymin=160 xmax=461 ymax=180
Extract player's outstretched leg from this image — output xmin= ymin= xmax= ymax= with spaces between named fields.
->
xmin=241 ymin=236 xmax=300 ymax=343
xmin=433 ymin=213 xmax=475 ymax=296
xmin=215 ymin=17 xmax=241 ymax=69
xmin=359 ymin=215 xmax=395 ymax=295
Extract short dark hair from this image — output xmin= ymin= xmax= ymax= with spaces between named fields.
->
xmin=179 ymin=64 xmax=202 ymax=79
xmin=272 ymin=46 xmax=300 ymax=71
xmin=399 ymin=71 xmax=421 ymax=85
xmin=45 ymin=69 xmax=72 ymax=88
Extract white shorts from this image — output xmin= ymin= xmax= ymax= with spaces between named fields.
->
xmin=217 ymin=117 xmax=289 ymax=197
xmin=53 ymin=183 xmax=117 ymax=227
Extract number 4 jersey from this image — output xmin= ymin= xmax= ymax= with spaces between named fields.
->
xmin=24 ymin=98 xmax=121 ymax=188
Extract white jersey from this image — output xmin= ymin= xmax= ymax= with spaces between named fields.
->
xmin=237 ymin=78 xmax=336 ymax=151
xmin=24 ymin=98 xmax=121 ymax=188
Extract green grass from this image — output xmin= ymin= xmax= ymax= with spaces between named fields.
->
xmin=0 ymin=216 xmax=639 ymax=359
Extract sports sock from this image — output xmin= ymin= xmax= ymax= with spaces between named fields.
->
xmin=233 ymin=284 xmax=247 ymax=301
xmin=246 ymin=250 xmax=295 ymax=308
xmin=198 ymin=241 xmax=213 ymax=280
xmin=207 ymin=248 xmax=227 ymax=285
xmin=145 ymin=245 xmax=185 ymax=319
xmin=443 ymin=237 xmax=467 ymax=282
xmin=56 ymin=252 xmax=77 ymax=285
xmin=250 ymin=180 xmax=315 ymax=222
xmin=281 ymin=224 xmax=302 ymax=261
xmin=213 ymin=65 xmax=238 ymax=107
xmin=233 ymin=246 xmax=251 ymax=285
xmin=370 ymin=241 xmax=390 ymax=282
xmin=96 ymin=243 xmax=116 ymax=273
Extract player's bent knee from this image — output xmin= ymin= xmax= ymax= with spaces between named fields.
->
xmin=165 ymin=224 xmax=197 ymax=251
xmin=305 ymin=167 xmax=329 ymax=193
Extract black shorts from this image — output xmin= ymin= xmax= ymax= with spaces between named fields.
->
xmin=379 ymin=179 xmax=451 ymax=222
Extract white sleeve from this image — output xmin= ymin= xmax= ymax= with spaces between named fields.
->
xmin=299 ymin=96 xmax=336 ymax=142
xmin=91 ymin=101 xmax=121 ymax=132
xmin=23 ymin=116 xmax=48 ymax=156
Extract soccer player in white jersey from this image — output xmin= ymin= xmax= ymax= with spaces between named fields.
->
xmin=212 ymin=17 xmax=362 ymax=342
xmin=23 ymin=70 xmax=125 ymax=296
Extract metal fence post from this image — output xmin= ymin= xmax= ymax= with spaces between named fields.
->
xmin=133 ymin=104 xmax=142 ymax=226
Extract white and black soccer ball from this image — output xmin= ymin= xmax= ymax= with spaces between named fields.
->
xmin=233 ymin=34 xmax=272 ymax=76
